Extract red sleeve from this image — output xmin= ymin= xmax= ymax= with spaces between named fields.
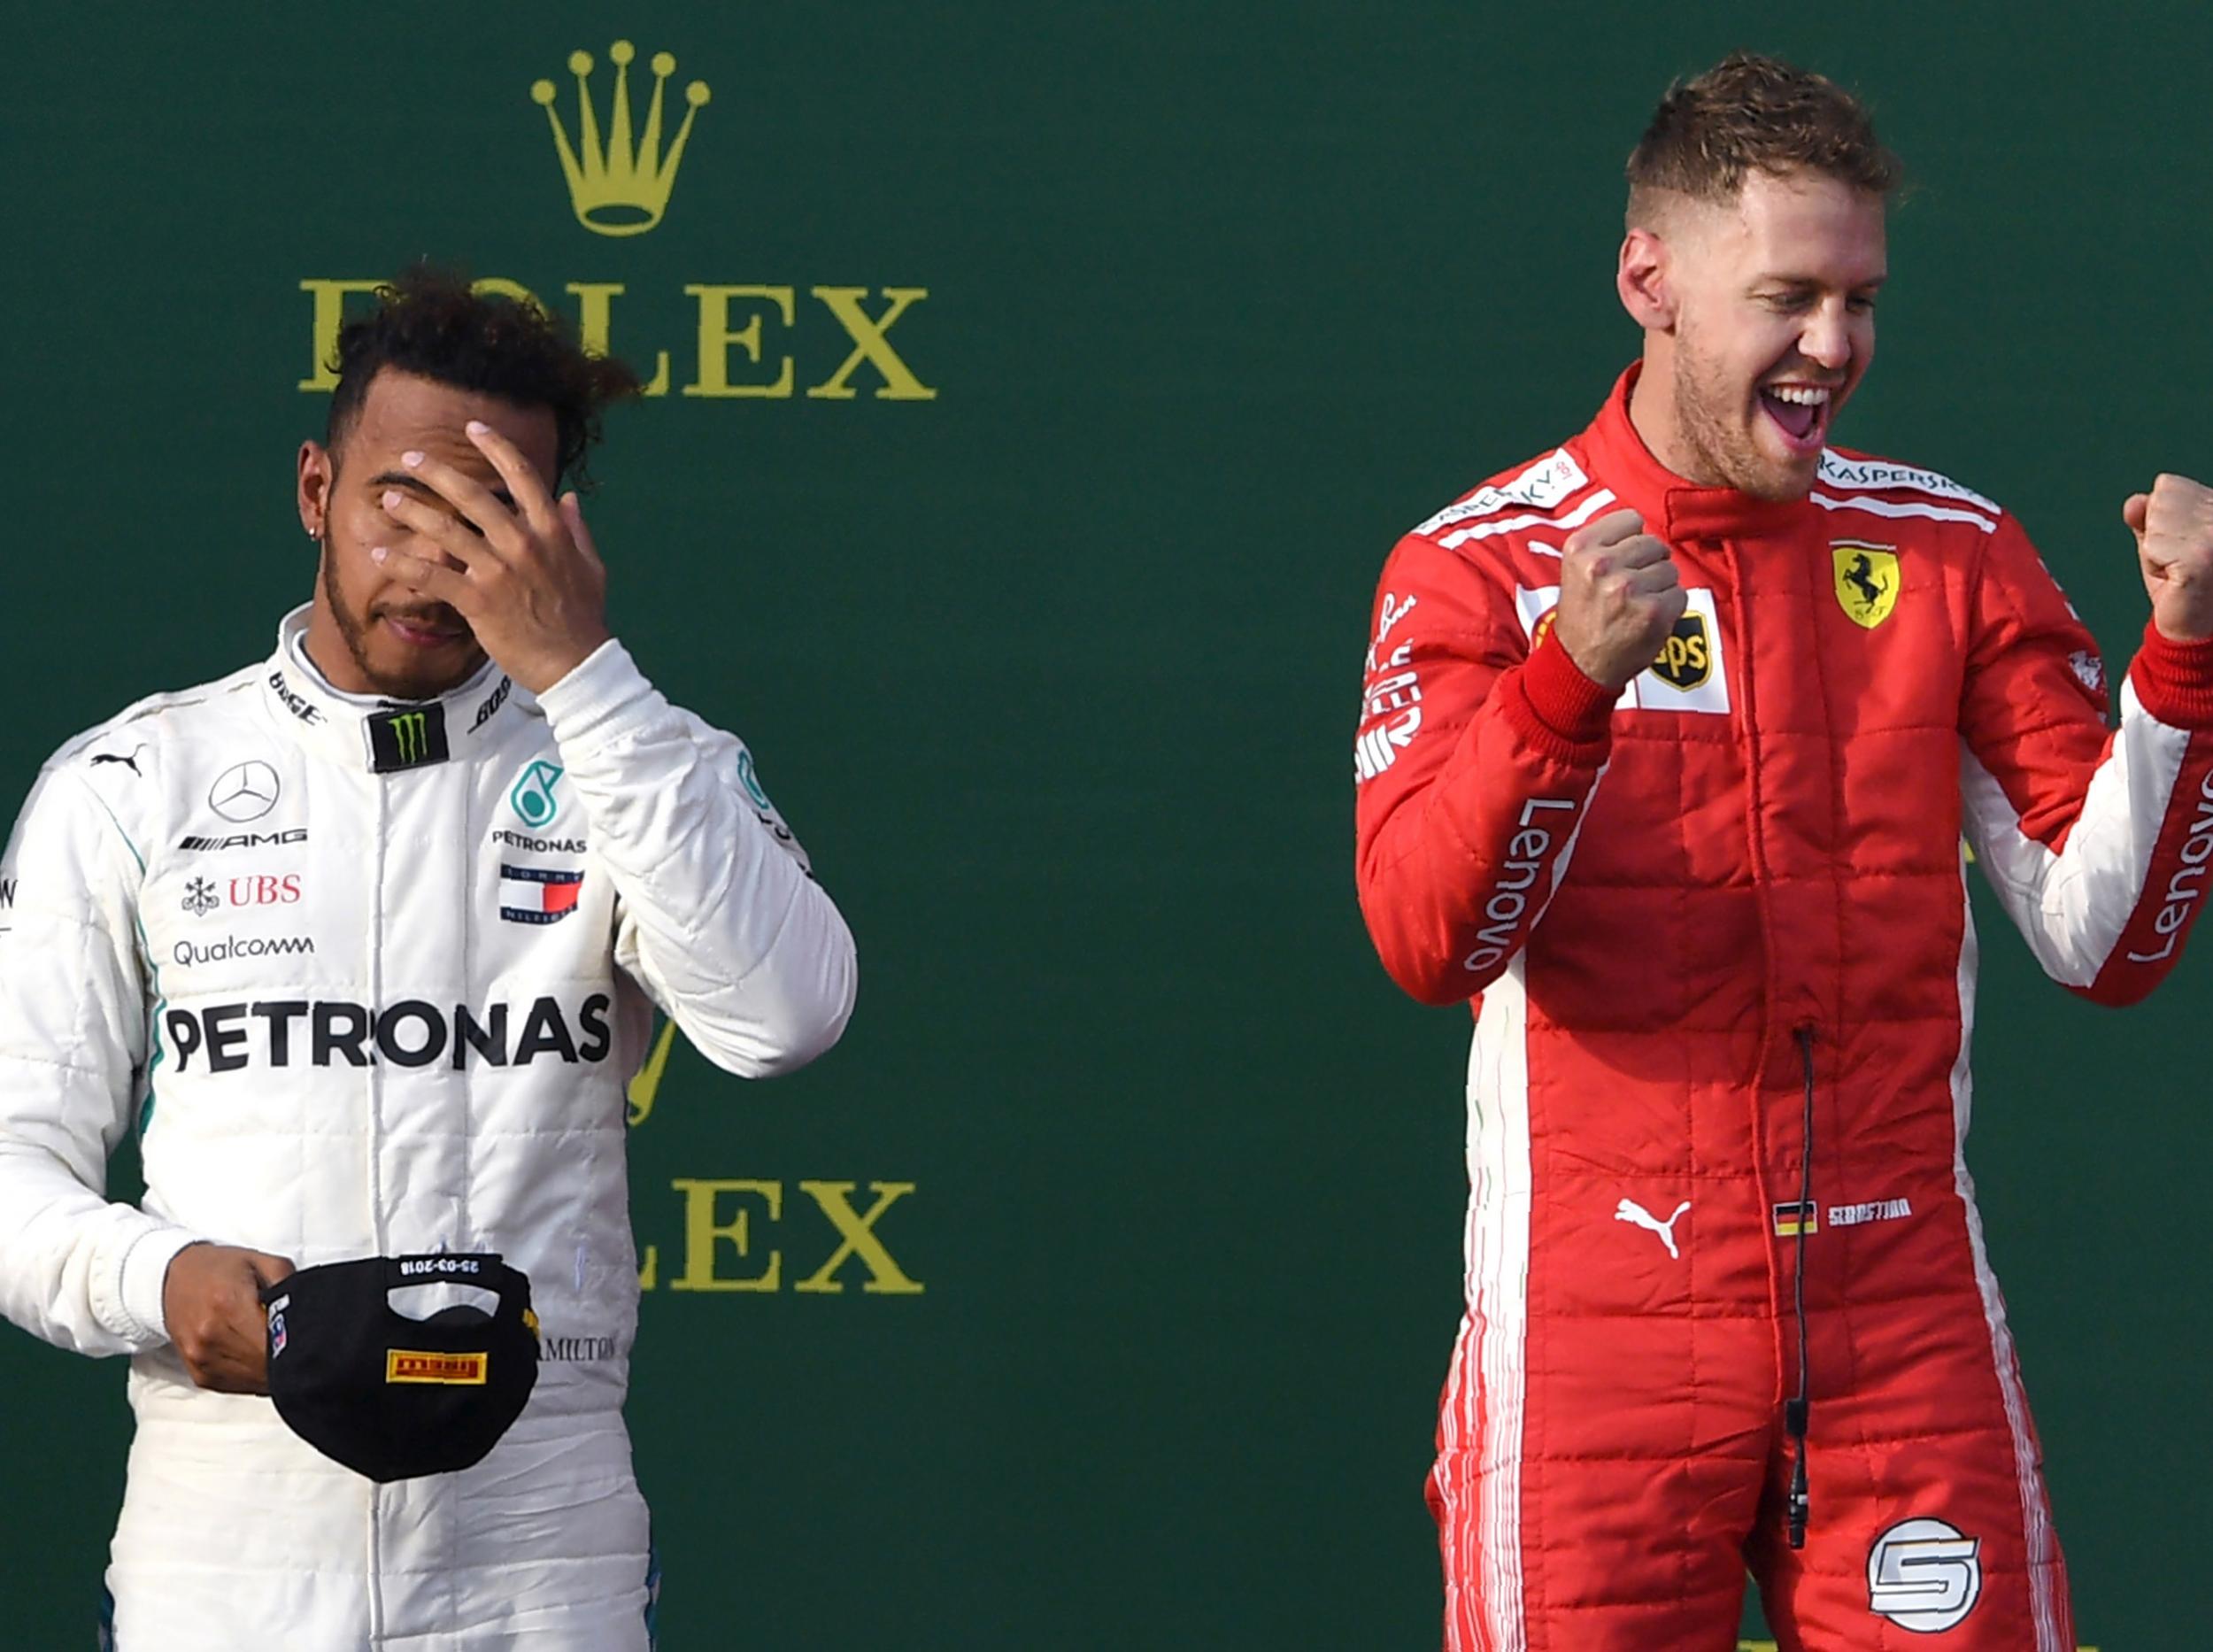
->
xmin=1353 ymin=532 xmax=1615 ymax=1006
xmin=1959 ymin=513 xmax=2213 ymax=1006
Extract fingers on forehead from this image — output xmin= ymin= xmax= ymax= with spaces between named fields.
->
xmin=467 ymin=422 xmax=549 ymax=491
xmin=408 ymin=456 xmax=513 ymax=521
xmin=468 ymin=423 xmax=562 ymax=515
xmin=465 ymin=421 xmax=520 ymax=468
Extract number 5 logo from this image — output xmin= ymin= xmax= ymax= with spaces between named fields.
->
xmin=1867 ymin=1517 xmax=1982 ymax=1633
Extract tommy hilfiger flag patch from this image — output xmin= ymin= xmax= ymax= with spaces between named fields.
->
xmin=498 ymin=864 xmax=583 ymax=925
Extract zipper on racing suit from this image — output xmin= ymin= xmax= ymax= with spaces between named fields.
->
xmin=1785 ymin=1023 xmax=1816 ymax=1549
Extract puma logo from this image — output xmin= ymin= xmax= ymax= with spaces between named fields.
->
xmin=1615 ymin=1197 xmax=1691 ymax=1260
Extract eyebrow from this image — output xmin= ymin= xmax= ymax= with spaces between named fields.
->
xmin=366 ymin=470 xmax=517 ymax=509
xmin=1757 ymin=274 xmax=1888 ymax=289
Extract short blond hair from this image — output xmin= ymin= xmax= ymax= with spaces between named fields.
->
xmin=1627 ymin=51 xmax=1901 ymax=228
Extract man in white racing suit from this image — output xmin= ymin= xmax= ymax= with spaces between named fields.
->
xmin=0 ymin=270 xmax=857 ymax=1648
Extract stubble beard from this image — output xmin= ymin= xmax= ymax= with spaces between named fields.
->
xmin=319 ymin=548 xmax=470 ymax=701
xmin=1669 ymin=328 xmax=1804 ymax=504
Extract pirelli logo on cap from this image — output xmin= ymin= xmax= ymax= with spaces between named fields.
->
xmin=387 ymin=1350 xmax=490 ymax=1386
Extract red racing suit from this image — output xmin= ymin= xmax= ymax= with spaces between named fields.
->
xmin=1354 ymin=367 xmax=2213 ymax=1651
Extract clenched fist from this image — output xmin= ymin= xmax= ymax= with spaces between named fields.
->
xmin=2125 ymin=474 xmax=2213 ymax=644
xmin=163 ymin=1241 xmax=295 ymax=1394
xmin=1551 ymin=508 xmax=1687 ymax=690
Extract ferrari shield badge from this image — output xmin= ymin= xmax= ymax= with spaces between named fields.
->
xmin=1831 ymin=543 xmax=1901 ymax=629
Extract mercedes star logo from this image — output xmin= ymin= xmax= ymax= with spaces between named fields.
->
xmin=208 ymin=760 xmax=281 ymax=823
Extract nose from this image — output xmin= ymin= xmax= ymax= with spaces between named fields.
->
xmin=1800 ymin=303 xmax=1853 ymax=373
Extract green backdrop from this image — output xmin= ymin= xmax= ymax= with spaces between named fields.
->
xmin=2 ymin=4 xmax=2204 ymax=1646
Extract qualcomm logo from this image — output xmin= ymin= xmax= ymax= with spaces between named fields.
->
xmin=530 ymin=41 xmax=709 ymax=237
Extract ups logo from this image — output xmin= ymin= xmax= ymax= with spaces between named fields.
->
xmin=1650 ymin=614 xmax=1713 ymax=691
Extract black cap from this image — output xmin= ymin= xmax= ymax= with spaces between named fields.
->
xmin=260 ymin=1254 xmax=539 ymax=1483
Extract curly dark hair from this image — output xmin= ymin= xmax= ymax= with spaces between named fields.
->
xmin=1627 ymin=51 xmax=1901 ymax=226
xmin=325 ymin=266 xmax=642 ymax=489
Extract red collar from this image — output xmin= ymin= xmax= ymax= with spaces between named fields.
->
xmin=1580 ymin=363 xmax=1813 ymax=544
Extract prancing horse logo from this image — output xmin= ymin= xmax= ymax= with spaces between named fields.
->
xmin=1615 ymin=1197 xmax=1692 ymax=1260
xmin=1831 ymin=543 xmax=1901 ymax=629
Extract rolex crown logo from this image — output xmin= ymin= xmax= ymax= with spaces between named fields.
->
xmin=531 ymin=41 xmax=710 ymax=237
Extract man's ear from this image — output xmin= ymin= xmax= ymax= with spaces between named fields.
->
xmin=297 ymin=440 xmax=333 ymax=541
xmin=1617 ymin=227 xmax=1677 ymax=332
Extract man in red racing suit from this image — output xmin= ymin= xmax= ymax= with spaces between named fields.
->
xmin=1354 ymin=55 xmax=2213 ymax=1652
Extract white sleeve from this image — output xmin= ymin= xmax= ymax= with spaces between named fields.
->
xmin=536 ymin=640 xmax=858 ymax=1077
xmin=0 ymin=763 xmax=198 ymax=1355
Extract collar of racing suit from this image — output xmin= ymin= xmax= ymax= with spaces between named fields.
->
xmin=1587 ymin=363 xmax=1817 ymax=544
xmin=259 ymin=604 xmax=536 ymax=769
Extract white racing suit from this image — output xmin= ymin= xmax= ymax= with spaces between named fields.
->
xmin=0 ymin=606 xmax=858 ymax=1649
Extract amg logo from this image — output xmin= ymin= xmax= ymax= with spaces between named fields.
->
xmin=542 ymin=1335 xmax=617 ymax=1362
xmin=179 ymin=830 xmax=309 ymax=853
xmin=1828 ymin=1198 xmax=1913 ymax=1227
xmin=163 ymin=994 xmax=613 ymax=1072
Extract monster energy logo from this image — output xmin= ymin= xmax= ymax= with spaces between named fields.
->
xmin=367 ymin=705 xmax=451 ymax=773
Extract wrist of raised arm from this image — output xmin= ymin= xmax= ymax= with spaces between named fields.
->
xmin=2130 ymin=618 xmax=2213 ymax=728
xmin=1512 ymin=636 xmax=1618 ymax=752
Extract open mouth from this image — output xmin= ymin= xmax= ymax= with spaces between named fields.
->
xmin=1758 ymin=383 xmax=1834 ymax=455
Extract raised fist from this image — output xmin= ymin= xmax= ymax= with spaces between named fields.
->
xmin=2125 ymin=474 xmax=2213 ymax=644
xmin=1550 ymin=508 xmax=1687 ymax=690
